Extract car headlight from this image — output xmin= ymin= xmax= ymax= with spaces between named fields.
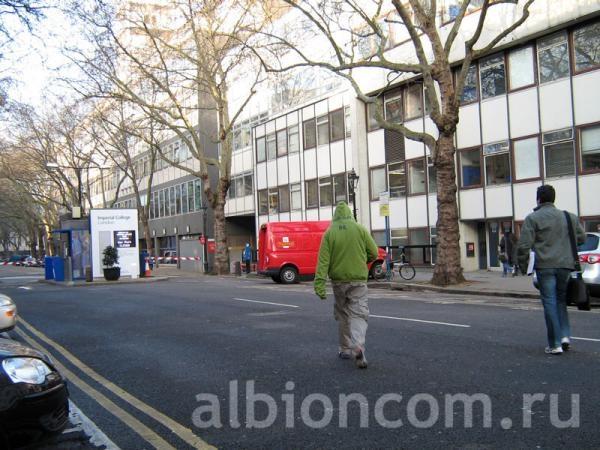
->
xmin=2 ymin=358 xmax=52 ymax=385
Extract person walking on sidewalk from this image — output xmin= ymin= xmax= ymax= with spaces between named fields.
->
xmin=314 ymin=201 xmax=379 ymax=369
xmin=499 ymin=231 xmax=518 ymax=277
xmin=242 ymin=243 xmax=252 ymax=274
xmin=517 ymin=185 xmax=585 ymax=355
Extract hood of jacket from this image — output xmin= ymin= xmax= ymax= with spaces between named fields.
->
xmin=333 ymin=202 xmax=354 ymax=221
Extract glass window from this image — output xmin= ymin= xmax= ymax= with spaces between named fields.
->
xmin=480 ymin=54 xmax=506 ymax=99
xmin=317 ymin=115 xmax=329 ymax=146
xmin=258 ymin=190 xmax=268 ymax=215
xmin=149 ymin=193 xmax=155 ymax=219
xmin=460 ymin=148 xmax=481 ymax=188
xmin=181 ymin=183 xmax=188 ymax=214
xmin=345 ymin=106 xmax=351 ymax=138
xmin=404 ymin=84 xmax=423 ymax=120
xmin=303 ymin=118 xmax=316 ymax=149
xmin=544 ymin=141 xmax=574 ymax=178
xmin=367 ymin=101 xmax=383 ymax=131
xmin=385 ymin=94 xmax=402 ymax=124
xmin=175 ymin=184 xmax=181 ymax=215
xmin=194 ymin=179 xmax=202 ymax=211
xmin=288 ymin=125 xmax=299 ymax=153
xmin=266 ymin=133 xmax=277 ymax=160
xmin=508 ymin=46 xmax=535 ymax=90
xmin=277 ymin=129 xmax=287 ymax=156
xmin=268 ymin=189 xmax=279 ymax=214
xmin=459 ymin=65 xmax=479 ymax=105
xmin=319 ymin=176 xmax=333 ymax=207
xmin=291 ymin=183 xmax=302 ymax=210
xmin=172 ymin=142 xmax=180 ymax=163
xmin=513 ymin=137 xmax=540 ymax=181
xmin=427 ymin=157 xmax=437 ymax=193
xmin=244 ymin=174 xmax=253 ymax=196
xmin=160 ymin=189 xmax=166 ymax=217
xmin=580 ymin=126 xmax=600 ymax=171
xmin=370 ymin=166 xmax=387 ymax=200
xmin=330 ymin=109 xmax=345 ymax=142
xmin=306 ymin=179 xmax=318 ymax=208
xmin=235 ymin=177 xmax=244 ymax=199
xmin=228 ymin=177 xmax=236 ymax=199
xmin=256 ymin=136 xmax=266 ymax=162
xmin=484 ymin=142 xmax=510 ymax=185
xmin=169 ymin=186 xmax=176 ymax=216
xmin=187 ymin=181 xmax=194 ymax=213
xmin=573 ymin=21 xmax=600 ymax=72
xmin=333 ymin=173 xmax=347 ymax=203
xmin=537 ymin=33 xmax=569 ymax=84
xmin=279 ymin=185 xmax=290 ymax=213
xmin=388 ymin=162 xmax=406 ymax=198
xmin=407 ymin=159 xmax=426 ymax=194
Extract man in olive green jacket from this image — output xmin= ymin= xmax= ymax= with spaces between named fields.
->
xmin=517 ymin=185 xmax=585 ymax=355
xmin=315 ymin=201 xmax=379 ymax=369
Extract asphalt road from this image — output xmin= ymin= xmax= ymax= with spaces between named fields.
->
xmin=1 ymin=267 xmax=600 ymax=449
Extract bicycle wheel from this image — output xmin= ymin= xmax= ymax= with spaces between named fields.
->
xmin=399 ymin=264 xmax=415 ymax=280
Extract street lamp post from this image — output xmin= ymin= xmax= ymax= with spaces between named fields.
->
xmin=347 ymin=169 xmax=360 ymax=221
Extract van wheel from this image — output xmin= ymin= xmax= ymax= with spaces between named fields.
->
xmin=271 ymin=275 xmax=282 ymax=283
xmin=280 ymin=266 xmax=298 ymax=284
xmin=369 ymin=262 xmax=384 ymax=280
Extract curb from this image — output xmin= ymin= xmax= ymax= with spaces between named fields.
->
xmin=38 ymin=276 xmax=170 ymax=287
xmin=388 ymin=282 xmax=540 ymax=299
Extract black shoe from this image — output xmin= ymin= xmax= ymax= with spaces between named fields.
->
xmin=561 ymin=338 xmax=571 ymax=352
xmin=354 ymin=349 xmax=368 ymax=369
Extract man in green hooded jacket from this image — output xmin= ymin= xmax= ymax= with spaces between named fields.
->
xmin=315 ymin=201 xmax=379 ymax=369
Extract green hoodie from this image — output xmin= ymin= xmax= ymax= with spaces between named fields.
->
xmin=314 ymin=202 xmax=379 ymax=298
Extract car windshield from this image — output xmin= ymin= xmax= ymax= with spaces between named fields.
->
xmin=578 ymin=234 xmax=599 ymax=252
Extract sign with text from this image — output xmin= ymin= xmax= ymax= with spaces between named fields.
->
xmin=379 ymin=191 xmax=390 ymax=217
xmin=114 ymin=230 xmax=136 ymax=248
xmin=90 ymin=209 xmax=139 ymax=279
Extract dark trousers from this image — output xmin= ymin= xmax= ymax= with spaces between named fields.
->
xmin=244 ymin=259 xmax=251 ymax=273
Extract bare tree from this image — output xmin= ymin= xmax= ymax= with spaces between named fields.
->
xmin=82 ymin=98 xmax=159 ymax=255
xmin=66 ymin=0 xmax=272 ymax=274
xmin=253 ymin=0 xmax=536 ymax=285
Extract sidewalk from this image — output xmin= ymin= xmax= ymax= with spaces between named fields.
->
xmin=384 ymin=267 xmax=540 ymax=299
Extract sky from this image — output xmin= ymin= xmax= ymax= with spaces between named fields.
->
xmin=1 ymin=2 xmax=79 ymax=109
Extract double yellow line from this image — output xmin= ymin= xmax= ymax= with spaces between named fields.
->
xmin=15 ymin=318 xmax=214 ymax=450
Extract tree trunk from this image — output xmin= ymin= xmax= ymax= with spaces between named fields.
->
xmin=213 ymin=179 xmax=230 ymax=275
xmin=431 ymin=133 xmax=465 ymax=286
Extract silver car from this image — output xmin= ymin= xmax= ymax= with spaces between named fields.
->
xmin=579 ymin=232 xmax=600 ymax=297
xmin=0 ymin=294 xmax=17 ymax=332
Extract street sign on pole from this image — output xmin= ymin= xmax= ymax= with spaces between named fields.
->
xmin=379 ymin=191 xmax=390 ymax=217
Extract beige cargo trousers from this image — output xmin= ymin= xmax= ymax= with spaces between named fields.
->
xmin=332 ymin=282 xmax=369 ymax=353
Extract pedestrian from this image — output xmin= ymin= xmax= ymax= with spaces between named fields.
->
xmin=314 ymin=201 xmax=379 ymax=369
xmin=499 ymin=231 xmax=517 ymax=277
xmin=517 ymin=185 xmax=585 ymax=355
xmin=242 ymin=243 xmax=252 ymax=274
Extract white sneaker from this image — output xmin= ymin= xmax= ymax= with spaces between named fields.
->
xmin=545 ymin=346 xmax=563 ymax=355
xmin=561 ymin=338 xmax=571 ymax=352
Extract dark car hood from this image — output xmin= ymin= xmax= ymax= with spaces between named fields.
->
xmin=0 ymin=337 xmax=46 ymax=360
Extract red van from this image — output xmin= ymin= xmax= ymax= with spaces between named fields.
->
xmin=257 ymin=221 xmax=386 ymax=284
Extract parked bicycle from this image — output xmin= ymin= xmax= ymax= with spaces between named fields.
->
xmin=375 ymin=253 xmax=416 ymax=281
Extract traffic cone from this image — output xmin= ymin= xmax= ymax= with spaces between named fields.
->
xmin=144 ymin=259 xmax=151 ymax=277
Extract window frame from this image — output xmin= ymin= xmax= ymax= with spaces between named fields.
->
xmin=329 ymin=108 xmax=345 ymax=143
xmin=384 ymin=92 xmax=403 ymax=124
xmin=366 ymin=101 xmax=383 ymax=132
xmin=479 ymin=53 xmax=507 ymax=100
xmin=258 ymin=189 xmax=268 ymax=215
xmin=404 ymin=84 xmax=424 ymax=121
xmin=305 ymin=179 xmax=318 ymax=209
xmin=303 ymin=118 xmax=317 ymax=150
xmin=266 ymin=132 xmax=277 ymax=160
xmin=542 ymin=128 xmax=575 ymax=179
xmin=319 ymin=176 xmax=333 ymax=207
xmin=577 ymin=122 xmax=600 ymax=175
xmin=288 ymin=124 xmax=300 ymax=154
xmin=370 ymin=165 xmax=387 ymax=201
xmin=537 ymin=31 xmax=570 ymax=85
xmin=316 ymin=114 xmax=330 ymax=147
xmin=256 ymin=136 xmax=266 ymax=163
xmin=290 ymin=183 xmax=302 ymax=211
xmin=387 ymin=161 xmax=406 ymax=198
xmin=570 ymin=19 xmax=600 ymax=75
xmin=510 ymin=134 xmax=542 ymax=184
xmin=276 ymin=129 xmax=288 ymax=157
xmin=456 ymin=64 xmax=480 ymax=106
xmin=483 ymin=141 xmax=511 ymax=186
xmin=458 ymin=146 xmax=483 ymax=190
xmin=507 ymin=44 xmax=537 ymax=92
xmin=407 ymin=158 xmax=427 ymax=196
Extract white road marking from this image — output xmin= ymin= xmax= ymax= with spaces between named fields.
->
xmin=0 ymin=275 xmax=42 ymax=280
xmin=232 ymin=298 xmax=299 ymax=308
xmin=69 ymin=401 xmax=121 ymax=450
xmin=370 ymin=314 xmax=471 ymax=328
xmin=18 ymin=286 xmax=32 ymax=290
xmin=572 ymin=336 xmax=600 ymax=342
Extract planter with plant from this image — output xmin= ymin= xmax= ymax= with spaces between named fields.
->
xmin=102 ymin=245 xmax=120 ymax=281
